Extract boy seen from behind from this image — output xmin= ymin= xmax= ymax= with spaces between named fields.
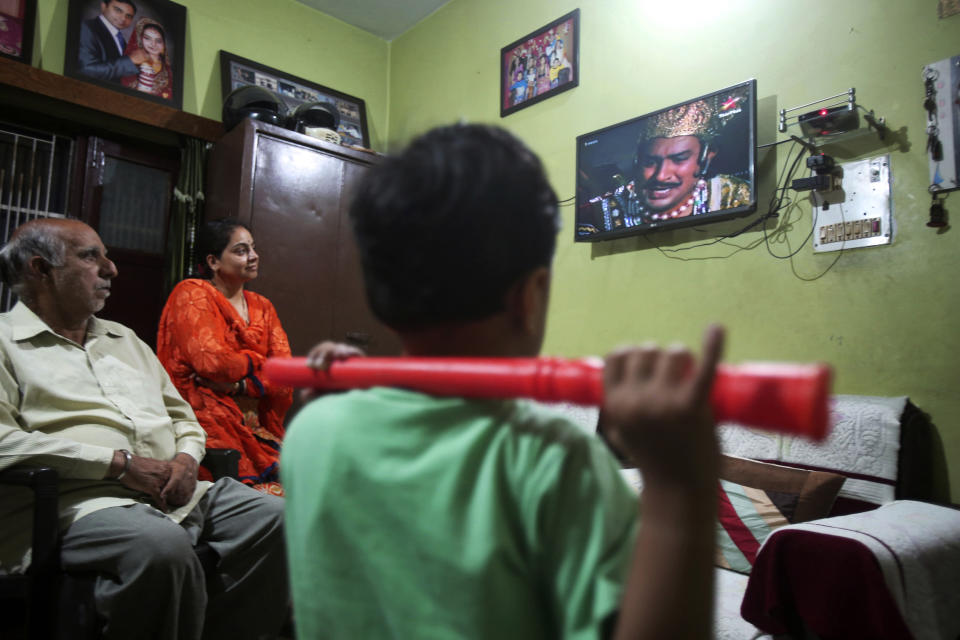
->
xmin=282 ymin=123 xmax=722 ymax=639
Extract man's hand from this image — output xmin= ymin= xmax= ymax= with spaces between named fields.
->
xmin=109 ymin=451 xmax=198 ymax=512
xmin=600 ymin=324 xmax=724 ymax=488
xmin=128 ymin=49 xmax=149 ymax=66
xmin=118 ymin=455 xmax=174 ymax=511
xmin=160 ymin=453 xmax=198 ymax=511
xmin=300 ymin=341 xmax=364 ymax=402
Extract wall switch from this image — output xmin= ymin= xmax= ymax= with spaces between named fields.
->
xmin=811 ymin=154 xmax=893 ymax=253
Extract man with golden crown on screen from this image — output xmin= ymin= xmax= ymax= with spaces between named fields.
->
xmin=629 ymin=97 xmax=752 ymax=223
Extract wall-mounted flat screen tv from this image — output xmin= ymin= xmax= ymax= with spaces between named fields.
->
xmin=575 ymin=79 xmax=757 ymax=241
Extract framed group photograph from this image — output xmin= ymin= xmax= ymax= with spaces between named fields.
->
xmin=0 ymin=0 xmax=36 ymax=64
xmin=500 ymin=8 xmax=580 ymax=118
xmin=63 ymin=0 xmax=186 ymax=109
xmin=219 ymin=51 xmax=370 ymax=149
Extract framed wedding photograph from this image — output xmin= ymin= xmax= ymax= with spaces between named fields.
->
xmin=219 ymin=51 xmax=370 ymax=149
xmin=500 ymin=8 xmax=579 ymax=117
xmin=63 ymin=0 xmax=186 ymax=109
xmin=0 ymin=0 xmax=37 ymax=64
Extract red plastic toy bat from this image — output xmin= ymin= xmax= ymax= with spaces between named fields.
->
xmin=263 ymin=357 xmax=832 ymax=441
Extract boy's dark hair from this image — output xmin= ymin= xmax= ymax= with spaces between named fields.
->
xmin=198 ymin=217 xmax=249 ymax=278
xmin=349 ymin=123 xmax=560 ymax=330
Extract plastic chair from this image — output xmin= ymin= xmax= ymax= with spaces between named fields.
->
xmin=0 ymin=448 xmax=240 ymax=639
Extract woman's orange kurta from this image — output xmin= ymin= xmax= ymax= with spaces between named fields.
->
xmin=157 ymin=279 xmax=293 ymax=494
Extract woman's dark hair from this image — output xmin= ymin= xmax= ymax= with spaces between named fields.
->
xmin=198 ymin=217 xmax=250 ymax=278
xmin=348 ymin=123 xmax=559 ymax=331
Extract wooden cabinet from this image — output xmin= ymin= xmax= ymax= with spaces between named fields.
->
xmin=205 ymin=118 xmax=401 ymax=358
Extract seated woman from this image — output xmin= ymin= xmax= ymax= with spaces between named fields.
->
xmin=157 ymin=218 xmax=292 ymax=495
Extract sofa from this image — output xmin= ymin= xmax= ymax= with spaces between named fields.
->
xmin=710 ymin=394 xmax=960 ymax=639
xmin=549 ymin=394 xmax=957 ymax=639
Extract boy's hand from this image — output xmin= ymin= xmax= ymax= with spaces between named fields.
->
xmin=600 ymin=324 xmax=724 ymax=488
xmin=608 ymin=324 xmax=724 ymax=640
xmin=299 ymin=341 xmax=365 ymax=402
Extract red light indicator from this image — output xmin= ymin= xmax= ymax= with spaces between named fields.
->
xmin=819 ymin=108 xmax=828 ymax=116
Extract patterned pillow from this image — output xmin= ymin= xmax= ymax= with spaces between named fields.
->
xmin=715 ymin=455 xmax=846 ymax=574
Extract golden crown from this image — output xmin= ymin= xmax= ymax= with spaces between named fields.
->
xmin=640 ymin=99 xmax=717 ymax=141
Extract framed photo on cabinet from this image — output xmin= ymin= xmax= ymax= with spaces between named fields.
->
xmin=500 ymin=8 xmax=579 ymax=117
xmin=219 ymin=51 xmax=370 ymax=149
xmin=0 ymin=0 xmax=37 ymax=64
xmin=63 ymin=0 xmax=186 ymax=109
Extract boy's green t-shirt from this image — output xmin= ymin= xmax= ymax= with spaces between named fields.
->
xmin=282 ymin=387 xmax=637 ymax=639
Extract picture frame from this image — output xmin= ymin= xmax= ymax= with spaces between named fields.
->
xmin=500 ymin=8 xmax=579 ymax=118
xmin=0 ymin=0 xmax=37 ymax=64
xmin=63 ymin=0 xmax=186 ymax=110
xmin=219 ymin=51 xmax=370 ymax=149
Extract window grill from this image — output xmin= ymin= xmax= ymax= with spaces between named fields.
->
xmin=0 ymin=124 xmax=74 ymax=311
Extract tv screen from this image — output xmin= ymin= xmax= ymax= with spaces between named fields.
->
xmin=574 ymin=79 xmax=757 ymax=241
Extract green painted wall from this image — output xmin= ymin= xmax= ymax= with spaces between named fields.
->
xmin=388 ymin=0 xmax=960 ymax=500
xmin=21 ymin=0 xmax=960 ymax=500
xmin=30 ymin=0 xmax=390 ymax=149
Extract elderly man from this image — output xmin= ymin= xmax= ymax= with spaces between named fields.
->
xmin=78 ymin=0 xmax=149 ymax=81
xmin=0 ymin=218 xmax=288 ymax=639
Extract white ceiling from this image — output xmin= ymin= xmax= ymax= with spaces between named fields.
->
xmin=294 ymin=0 xmax=452 ymax=40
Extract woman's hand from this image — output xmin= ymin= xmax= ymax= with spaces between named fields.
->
xmin=300 ymin=341 xmax=364 ymax=402
xmin=194 ymin=374 xmax=241 ymax=395
xmin=305 ymin=341 xmax=365 ymax=370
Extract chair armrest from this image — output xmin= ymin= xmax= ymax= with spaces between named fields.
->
xmin=0 ymin=467 xmax=60 ymax=577
xmin=202 ymin=449 xmax=240 ymax=481
xmin=0 ymin=467 xmax=62 ymax=637
xmin=0 ymin=466 xmax=57 ymax=488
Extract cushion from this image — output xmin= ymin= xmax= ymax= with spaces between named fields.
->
xmin=716 ymin=394 xmax=907 ymax=514
xmin=778 ymin=395 xmax=905 ymax=509
xmin=715 ymin=455 xmax=846 ymax=574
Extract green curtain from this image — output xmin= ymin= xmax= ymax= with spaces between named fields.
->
xmin=165 ymin=137 xmax=209 ymax=294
